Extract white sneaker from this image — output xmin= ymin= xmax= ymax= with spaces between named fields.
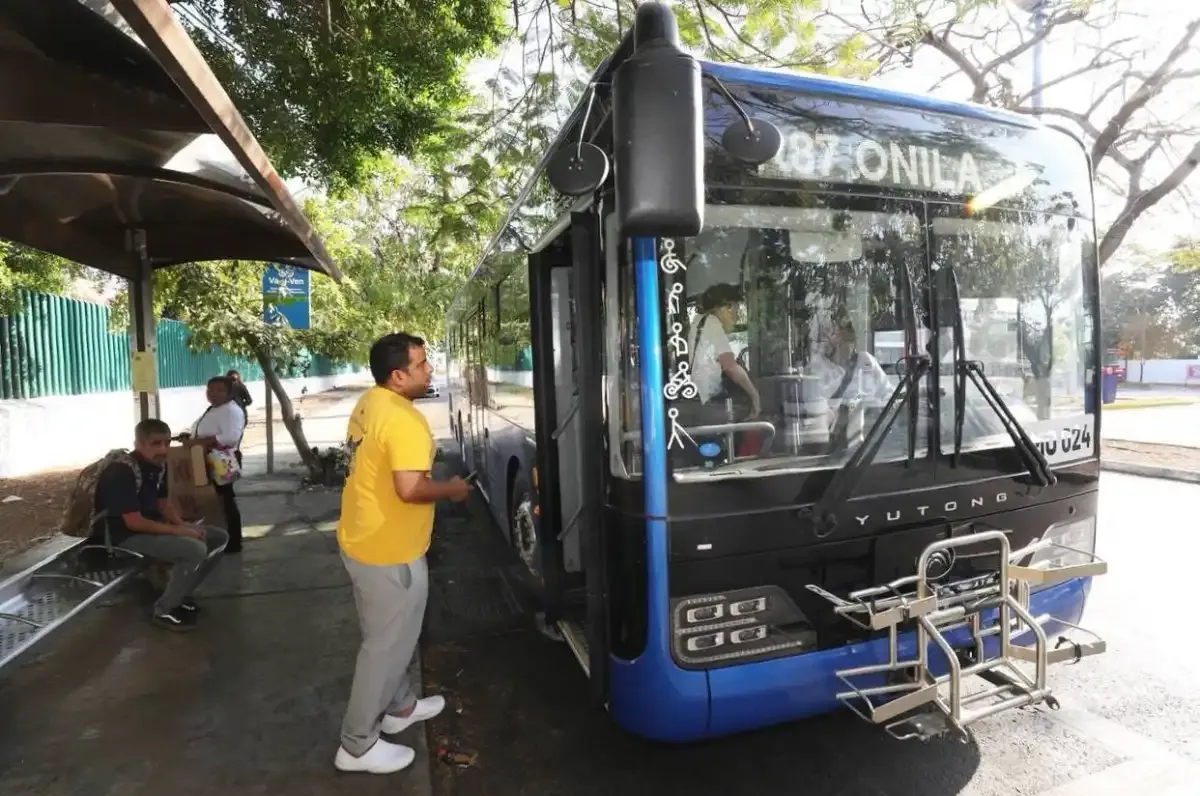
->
xmin=380 ymin=695 xmax=446 ymax=735
xmin=334 ymin=739 xmax=415 ymax=774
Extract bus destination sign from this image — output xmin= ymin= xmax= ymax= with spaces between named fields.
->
xmin=759 ymin=124 xmax=1021 ymax=197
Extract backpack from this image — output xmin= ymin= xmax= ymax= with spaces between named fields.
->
xmin=58 ymin=450 xmax=143 ymax=538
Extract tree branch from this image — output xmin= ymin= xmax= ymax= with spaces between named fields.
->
xmin=1090 ymin=17 xmax=1200 ymax=168
xmin=920 ymin=28 xmax=988 ymax=102
xmin=1013 ymin=56 xmax=1126 ymax=105
xmin=978 ymin=9 xmax=1086 ymax=78
xmin=1099 ymin=137 xmax=1200 ymax=266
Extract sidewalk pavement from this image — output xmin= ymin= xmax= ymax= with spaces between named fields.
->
xmin=0 ymin=400 xmax=458 ymax=796
xmin=238 ymin=377 xmax=371 ymax=478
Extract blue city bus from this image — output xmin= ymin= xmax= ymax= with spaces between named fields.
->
xmin=445 ymin=3 xmax=1106 ymax=743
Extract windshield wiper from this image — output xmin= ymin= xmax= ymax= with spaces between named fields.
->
xmin=946 ymin=266 xmax=1056 ymax=487
xmin=803 ymin=355 xmax=931 ymax=539
xmin=803 ymin=261 xmax=928 ymax=540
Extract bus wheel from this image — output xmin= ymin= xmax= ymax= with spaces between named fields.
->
xmin=510 ymin=474 xmax=539 ymax=579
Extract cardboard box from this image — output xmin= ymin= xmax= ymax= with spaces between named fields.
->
xmin=166 ymin=442 xmax=225 ymax=528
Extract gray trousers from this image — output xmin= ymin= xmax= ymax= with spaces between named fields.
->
xmin=340 ymin=554 xmax=429 ymax=757
xmin=118 ymin=525 xmax=229 ymax=615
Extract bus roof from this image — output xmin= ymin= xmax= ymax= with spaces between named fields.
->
xmin=701 ymin=61 xmax=1036 ymax=129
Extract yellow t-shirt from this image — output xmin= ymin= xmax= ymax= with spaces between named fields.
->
xmin=337 ymin=386 xmax=435 ymax=565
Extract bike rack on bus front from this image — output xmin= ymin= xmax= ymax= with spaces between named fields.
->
xmin=806 ymin=529 xmax=1107 ymax=741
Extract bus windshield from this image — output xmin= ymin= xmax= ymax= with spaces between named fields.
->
xmin=613 ymin=197 xmax=1094 ymax=481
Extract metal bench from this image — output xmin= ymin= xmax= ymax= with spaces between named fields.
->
xmin=0 ymin=521 xmax=149 ymax=673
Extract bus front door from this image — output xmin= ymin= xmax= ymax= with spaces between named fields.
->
xmin=528 ymin=213 xmax=609 ymax=707
xmin=464 ymin=307 xmax=487 ymax=481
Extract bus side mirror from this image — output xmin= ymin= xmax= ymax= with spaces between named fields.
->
xmin=612 ymin=2 xmax=704 ymax=238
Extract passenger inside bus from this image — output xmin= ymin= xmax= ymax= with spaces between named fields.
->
xmin=687 ymin=283 xmax=762 ymax=420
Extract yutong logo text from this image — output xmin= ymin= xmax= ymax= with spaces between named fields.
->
xmin=854 ymin=492 xmax=1009 ymax=527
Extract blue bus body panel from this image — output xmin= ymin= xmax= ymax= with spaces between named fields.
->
xmin=608 ymin=236 xmax=713 ymax=740
xmin=610 ymin=577 xmax=1090 ymax=742
xmin=700 ymin=61 xmax=1033 ymax=128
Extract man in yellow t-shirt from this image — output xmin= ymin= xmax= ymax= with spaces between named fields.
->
xmin=333 ymin=332 xmax=470 ymax=775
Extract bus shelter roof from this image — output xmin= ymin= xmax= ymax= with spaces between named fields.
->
xmin=0 ymin=0 xmax=341 ymax=281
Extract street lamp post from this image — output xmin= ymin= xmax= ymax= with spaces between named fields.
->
xmin=1011 ymin=0 xmax=1047 ymax=113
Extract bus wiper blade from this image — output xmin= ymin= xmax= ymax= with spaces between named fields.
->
xmin=946 ymin=267 xmax=1055 ymax=488
xmin=803 ymin=354 xmax=931 ymax=539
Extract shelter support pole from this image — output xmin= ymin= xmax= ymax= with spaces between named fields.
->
xmin=265 ymin=352 xmax=274 ymax=474
xmin=127 ymin=229 xmax=160 ymax=422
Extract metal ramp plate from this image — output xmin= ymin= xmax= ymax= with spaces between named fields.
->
xmin=0 ymin=544 xmax=147 ymax=671
xmin=556 ymin=617 xmax=591 ymax=676
xmin=807 ymin=529 xmax=1107 ymax=741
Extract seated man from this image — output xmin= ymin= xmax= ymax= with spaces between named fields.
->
xmin=94 ymin=418 xmax=229 ymax=631
xmin=807 ymin=316 xmax=893 ymax=445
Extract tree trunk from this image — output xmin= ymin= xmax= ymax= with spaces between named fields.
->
xmin=251 ymin=344 xmax=322 ymax=477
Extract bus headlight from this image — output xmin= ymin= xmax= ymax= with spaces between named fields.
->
xmin=670 ymin=586 xmax=815 ymax=668
xmin=1025 ymin=516 xmax=1097 ymax=580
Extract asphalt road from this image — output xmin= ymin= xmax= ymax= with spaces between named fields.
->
xmin=417 ymin=389 xmax=1200 ymax=796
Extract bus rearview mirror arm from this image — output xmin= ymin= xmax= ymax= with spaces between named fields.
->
xmin=547 ymin=3 xmax=781 ymax=227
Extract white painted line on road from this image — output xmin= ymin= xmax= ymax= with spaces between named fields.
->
xmin=1037 ymin=757 xmax=1200 ymax=796
xmin=1044 ymin=703 xmax=1180 ymax=764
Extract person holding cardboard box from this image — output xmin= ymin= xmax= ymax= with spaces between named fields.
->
xmin=180 ymin=375 xmax=247 ymax=553
xmin=93 ymin=418 xmax=229 ymax=631
xmin=333 ymin=332 xmax=470 ymax=775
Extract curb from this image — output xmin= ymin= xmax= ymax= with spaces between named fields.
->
xmin=1101 ymin=460 xmax=1200 ymax=484
xmin=1106 ymin=399 xmax=1197 ymax=411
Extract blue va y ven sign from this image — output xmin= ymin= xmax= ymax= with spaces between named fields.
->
xmin=262 ymin=264 xmax=310 ymax=330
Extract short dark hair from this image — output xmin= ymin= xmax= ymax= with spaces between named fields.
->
xmin=369 ymin=332 xmax=426 ymax=386
xmin=698 ymin=283 xmax=743 ymax=313
xmin=226 ymin=369 xmax=240 ymax=378
xmin=135 ymin=418 xmax=171 ymax=441
xmin=208 ymin=375 xmax=233 ymax=392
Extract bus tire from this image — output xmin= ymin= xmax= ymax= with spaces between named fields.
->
xmin=510 ymin=472 xmax=539 ymax=580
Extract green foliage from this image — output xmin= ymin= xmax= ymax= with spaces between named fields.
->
xmin=111 ymin=144 xmax=503 ymax=369
xmin=180 ymin=0 xmax=508 ymax=188
xmin=545 ymin=0 xmax=876 ymax=78
xmin=1101 ymin=240 xmax=1200 ymax=359
xmin=0 ymin=242 xmax=84 ymax=314
xmin=1170 ymin=238 xmax=1200 ymax=273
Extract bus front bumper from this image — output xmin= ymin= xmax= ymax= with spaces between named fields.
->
xmin=610 ymin=575 xmax=1096 ymax=742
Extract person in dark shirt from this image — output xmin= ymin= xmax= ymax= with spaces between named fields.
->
xmin=226 ymin=369 xmax=253 ymax=410
xmin=95 ymin=418 xmax=229 ymax=631
xmin=225 ymin=370 xmax=252 ymax=470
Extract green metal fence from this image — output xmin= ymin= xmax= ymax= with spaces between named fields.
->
xmin=0 ymin=291 xmax=357 ymax=400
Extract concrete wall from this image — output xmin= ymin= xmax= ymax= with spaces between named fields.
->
xmin=1122 ymin=359 xmax=1200 ymax=386
xmin=0 ymin=372 xmax=364 ymax=478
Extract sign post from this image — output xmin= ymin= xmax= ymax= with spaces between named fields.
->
xmin=262 ymin=264 xmax=311 ymax=474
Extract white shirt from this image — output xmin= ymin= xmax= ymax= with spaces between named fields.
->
xmin=193 ymin=400 xmax=247 ymax=449
xmin=689 ymin=314 xmax=733 ymax=403
xmin=808 ymin=349 xmax=893 ymax=406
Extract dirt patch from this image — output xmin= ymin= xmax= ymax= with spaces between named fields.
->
xmin=0 ymin=386 xmax=366 ymax=566
xmin=0 ymin=468 xmax=78 ymax=563
xmin=1102 ymin=439 xmax=1200 ymax=473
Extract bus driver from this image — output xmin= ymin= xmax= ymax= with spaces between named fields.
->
xmin=807 ymin=315 xmax=893 ymax=443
